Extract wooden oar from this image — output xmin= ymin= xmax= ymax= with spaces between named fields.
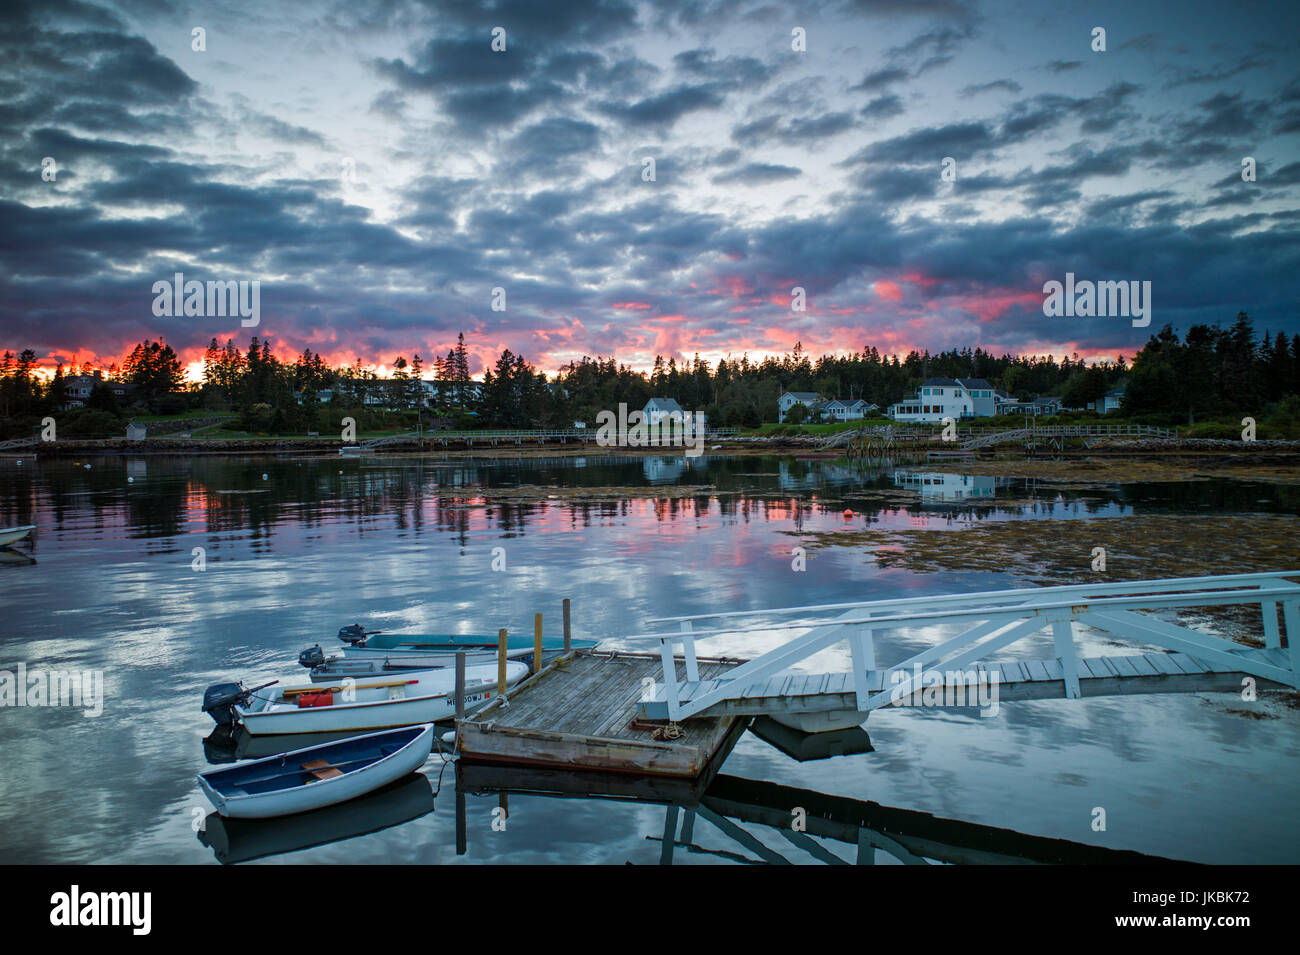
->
xmin=280 ymin=678 xmax=417 ymax=696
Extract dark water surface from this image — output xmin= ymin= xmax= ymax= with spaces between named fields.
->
xmin=1 ymin=453 xmax=1297 ymax=864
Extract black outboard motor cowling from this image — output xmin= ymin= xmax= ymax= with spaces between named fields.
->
xmin=202 ymin=682 xmax=250 ymax=726
xmin=298 ymin=644 xmax=326 ymax=669
xmin=338 ymin=624 xmax=367 ymax=644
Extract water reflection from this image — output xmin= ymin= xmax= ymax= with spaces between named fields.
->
xmin=198 ymin=772 xmax=435 ymax=865
xmin=455 ymin=762 xmax=1189 ymax=865
xmin=6 ymin=454 xmax=1299 ymax=558
xmin=2 ymin=452 xmax=1298 ymax=865
xmin=748 ymin=717 xmax=875 ymax=762
xmin=893 ymin=470 xmax=1005 ymax=501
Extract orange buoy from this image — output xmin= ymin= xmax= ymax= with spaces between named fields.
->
xmin=843 ymin=509 xmax=853 ymax=519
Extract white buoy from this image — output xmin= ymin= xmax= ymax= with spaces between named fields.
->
xmin=440 ymin=730 xmax=456 ymax=747
xmin=262 ymin=473 xmax=268 ymax=480
xmin=128 ymin=476 xmax=134 ymax=483
xmin=84 ymin=464 xmax=91 ymax=470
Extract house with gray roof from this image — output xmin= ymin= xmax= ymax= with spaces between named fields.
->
xmin=643 ymin=396 xmax=685 ymax=425
xmin=822 ymin=398 xmax=878 ymax=421
xmin=778 ymin=391 xmax=823 ymax=422
xmin=955 ymin=378 xmax=998 ymax=417
xmin=888 ymin=377 xmax=973 ymax=423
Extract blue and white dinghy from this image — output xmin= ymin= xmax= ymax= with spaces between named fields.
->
xmin=196 ymin=724 xmax=435 ymax=819
xmin=204 ymin=659 xmax=529 ymax=735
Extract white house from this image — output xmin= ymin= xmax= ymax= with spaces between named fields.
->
xmin=643 ymin=396 xmax=685 ymax=425
xmin=1025 ymin=396 xmax=1063 ymax=416
xmin=955 ymin=379 xmax=998 ymax=417
xmin=1089 ymin=383 xmax=1126 ymax=414
xmin=421 ymin=378 xmax=483 ymax=406
xmin=993 ymin=389 xmax=1023 ymax=415
xmin=888 ymin=378 xmax=974 ymax=423
xmin=778 ymin=391 xmax=822 ymax=422
xmin=822 ymin=398 xmax=878 ymax=421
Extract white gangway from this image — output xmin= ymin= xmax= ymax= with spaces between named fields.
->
xmin=627 ymin=571 xmax=1300 ymax=724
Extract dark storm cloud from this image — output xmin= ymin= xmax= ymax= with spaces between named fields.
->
xmin=597 ymin=83 xmax=728 ymax=128
xmin=852 ymin=66 xmax=909 ymax=93
xmin=1175 ymin=91 xmax=1270 ymax=140
xmin=239 ymin=110 xmax=331 ymax=148
xmin=731 ymin=110 xmax=854 ymax=146
xmin=672 ymin=48 xmax=771 ymax=88
xmin=860 ymin=94 xmax=905 ymax=122
xmin=2 ymin=0 xmax=1299 ymax=369
xmin=844 ymin=121 xmax=996 ymax=165
xmin=399 ymin=0 xmax=640 ymax=43
xmin=1083 ymin=190 xmax=1178 ymax=219
xmin=712 ymin=162 xmax=801 ymax=185
xmin=1163 ymin=50 xmax=1272 ymax=88
xmin=886 ymin=24 xmax=973 ymax=74
xmin=961 ymin=80 xmax=1022 ymax=97
xmin=372 ymin=36 xmax=537 ymax=91
xmin=368 ymin=89 xmax=407 ymax=118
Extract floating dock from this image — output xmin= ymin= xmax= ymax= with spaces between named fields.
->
xmin=455 ymin=650 xmax=746 ymax=777
xmin=457 ymin=571 xmax=1299 ymax=780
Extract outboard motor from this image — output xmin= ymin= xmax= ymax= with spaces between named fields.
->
xmin=337 ymin=624 xmax=369 ymax=645
xmin=201 ymin=680 xmax=278 ymax=725
xmin=298 ymin=644 xmax=326 ymax=669
xmin=202 ymin=683 xmax=249 ymax=726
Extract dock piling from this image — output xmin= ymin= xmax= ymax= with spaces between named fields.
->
xmin=563 ymin=597 xmax=571 ymax=652
xmin=534 ymin=613 xmax=543 ymax=674
xmin=498 ymin=628 xmax=508 ymax=698
xmin=455 ymin=651 xmax=466 ymax=720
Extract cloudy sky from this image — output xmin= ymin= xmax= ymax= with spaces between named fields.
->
xmin=2 ymin=0 xmax=1298 ymax=380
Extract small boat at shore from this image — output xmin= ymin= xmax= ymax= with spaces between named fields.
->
xmin=203 ymin=659 xmax=529 ymax=735
xmin=304 ymin=654 xmax=499 ymax=682
xmin=335 ymin=624 xmax=599 ymax=659
xmin=0 ymin=525 xmax=35 ymax=547
xmin=196 ymin=725 xmax=435 ymax=819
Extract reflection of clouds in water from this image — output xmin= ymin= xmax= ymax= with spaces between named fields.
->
xmin=4 ymin=455 xmax=1299 ymax=864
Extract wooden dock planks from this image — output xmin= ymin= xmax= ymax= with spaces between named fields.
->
xmin=653 ymin=647 xmax=1288 ymax=720
xmin=456 ymin=651 xmax=744 ymax=778
xmin=459 ymin=639 xmax=1289 ymax=775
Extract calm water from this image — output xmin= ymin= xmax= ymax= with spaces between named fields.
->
xmin=1 ymin=453 xmax=1298 ymax=865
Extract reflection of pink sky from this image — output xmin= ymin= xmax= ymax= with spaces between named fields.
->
xmin=24 ymin=270 xmax=1126 ymax=381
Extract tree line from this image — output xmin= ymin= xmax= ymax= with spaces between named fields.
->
xmin=2 ymin=311 xmax=1297 ymax=439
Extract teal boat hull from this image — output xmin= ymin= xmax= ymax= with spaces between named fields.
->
xmin=347 ymin=632 xmax=599 ymax=655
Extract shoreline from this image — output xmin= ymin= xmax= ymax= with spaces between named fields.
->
xmin=7 ymin=436 xmax=1300 ymax=480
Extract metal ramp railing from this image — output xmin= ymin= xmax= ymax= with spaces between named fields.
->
xmin=622 ymin=572 xmax=1300 ymax=722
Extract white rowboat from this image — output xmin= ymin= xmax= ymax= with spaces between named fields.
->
xmin=0 ymin=525 xmax=35 ymax=547
xmin=196 ymin=725 xmax=435 ymax=819
xmin=232 ymin=660 xmax=528 ymax=735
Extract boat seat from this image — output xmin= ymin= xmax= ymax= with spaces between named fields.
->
xmin=301 ymin=759 xmax=344 ymax=781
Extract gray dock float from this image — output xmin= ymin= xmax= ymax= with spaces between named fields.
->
xmin=456 ymin=650 xmax=745 ymax=778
